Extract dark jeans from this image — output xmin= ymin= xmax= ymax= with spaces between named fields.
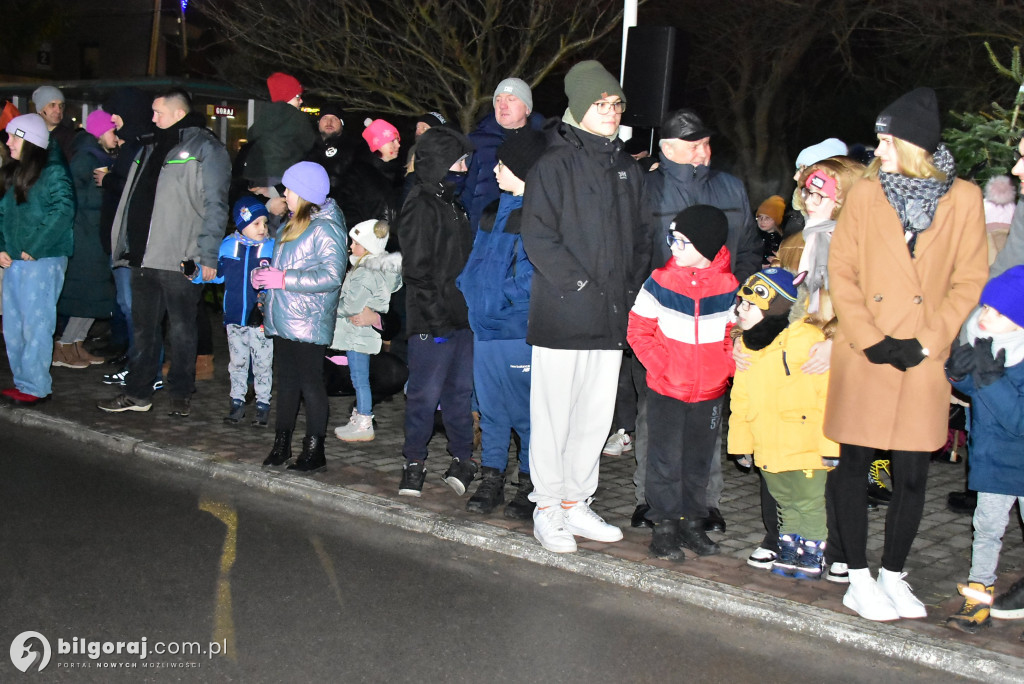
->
xmin=831 ymin=443 xmax=930 ymax=571
xmin=403 ymin=329 xmax=474 ymax=464
xmin=273 ymin=338 xmax=328 ymax=437
xmin=127 ymin=267 xmax=200 ymax=401
xmin=645 ymin=389 xmax=724 ymax=521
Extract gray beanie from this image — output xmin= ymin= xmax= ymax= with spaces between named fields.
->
xmin=564 ymin=60 xmax=625 ymax=123
xmin=493 ymin=78 xmax=533 ymax=114
xmin=32 ymin=85 xmax=64 ymax=112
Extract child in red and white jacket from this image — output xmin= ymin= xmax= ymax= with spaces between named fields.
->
xmin=627 ymin=204 xmax=739 ymax=562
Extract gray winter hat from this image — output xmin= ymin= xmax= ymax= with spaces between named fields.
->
xmin=32 ymin=85 xmax=64 ymax=111
xmin=493 ymin=78 xmax=533 ymax=114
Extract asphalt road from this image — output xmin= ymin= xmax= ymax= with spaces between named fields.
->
xmin=0 ymin=428 xmax=967 ymax=683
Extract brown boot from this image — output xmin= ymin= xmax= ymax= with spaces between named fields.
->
xmin=52 ymin=341 xmax=89 ymax=369
xmin=74 ymin=341 xmax=105 ymax=365
xmin=195 ymin=354 xmax=214 ymax=381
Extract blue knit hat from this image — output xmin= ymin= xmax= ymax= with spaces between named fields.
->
xmin=740 ymin=267 xmax=800 ymax=316
xmin=282 ymin=161 xmax=329 ymax=205
xmin=980 ymin=265 xmax=1024 ymax=328
xmin=233 ymin=196 xmax=270 ymax=231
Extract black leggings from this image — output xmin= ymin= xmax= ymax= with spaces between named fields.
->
xmin=274 ymin=338 xmax=328 ymax=437
xmin=831 ymin=444 xmax=930 ymax=572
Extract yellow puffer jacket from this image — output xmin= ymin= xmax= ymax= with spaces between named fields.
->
xmin=728 ymin=319 xmax=838 ymax=472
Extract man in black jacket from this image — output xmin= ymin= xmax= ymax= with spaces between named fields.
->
xmin=520 ymin=60 xmax=651 ymax=554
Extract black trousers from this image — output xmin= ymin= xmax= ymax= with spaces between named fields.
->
xmin=273 ymin=338 xmax=328 ymax=437
xmin=645 ymin=389 xmax=723 ymax=521
xmin=830 ymin=443 xmax=930 ymax=571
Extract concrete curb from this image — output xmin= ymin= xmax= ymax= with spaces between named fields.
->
xmin=6 ymin=407 xmax=1023 ymax=682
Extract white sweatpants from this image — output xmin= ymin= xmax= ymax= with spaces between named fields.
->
xmin=527 ymin=346 xmax=622 ymax=508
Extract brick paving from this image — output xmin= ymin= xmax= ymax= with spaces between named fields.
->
xmin=3 ymin=327 xmax=1024 ymax=663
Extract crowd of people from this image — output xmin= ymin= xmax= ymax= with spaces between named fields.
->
xmin=2 ymin=61 xmax=1023 ymax=633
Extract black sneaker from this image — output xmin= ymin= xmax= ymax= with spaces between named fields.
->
xmin=442 ymin=457 xmax=478 ymax=496
xmin=251 ymin=402 xmax=270 ymax=428
xmin=504 ymin=471 xmax=536 ymax=520
xmin=399 ymin=461 xmax=427 ymax=497
xmin=102 ymin=367 xmax=129 ymax=386
xmin=992 ymin=575 xmax=1024 ymax=620
xmin=466 ymin=467 xmax=504 ymax=514
xmin=167 ymin=397 xmax=190 ymax=417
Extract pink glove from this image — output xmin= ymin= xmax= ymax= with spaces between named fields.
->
xmin=251 ymin=267 xmax=286 ymax=290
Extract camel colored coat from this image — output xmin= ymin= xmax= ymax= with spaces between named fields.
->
xmin=824 ymin=176 xmax=988 ymax=452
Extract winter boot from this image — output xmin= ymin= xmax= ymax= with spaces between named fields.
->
xmin=504 ymin=471 xmax=536 ymax=520
xmin=867 ymin=459 xmax=892 ymax=505
xmin=649 ymin=519 xmax=685 ymax=562
xmin=288 ymin=435 xmax=327 ymax=472
xmin=74 ymin=341 xmax=105 ymax=365
xmin=223 ymin=399 xmax=245 ymax=424
xmin=263 ymin=430 xmax=293 ymax=466
xmin=678 ymin=517 xmax=720 ymax=556
xmin=793 ymin=539 xmax=826 ymax=580
xmin=466 ymin=467 xmax=505 ymax=514
xmin=945 ymin=582 xmax=994 ymax=633
xmin=52 ymin=341 xmax=89 ymax=369
xmin=771 ymin=534 xmax=801 ymax=577
xmin=251 ymin=402 xmax=270 ymax=428
xmin=334 ymin=412 xmax=375 ymax=441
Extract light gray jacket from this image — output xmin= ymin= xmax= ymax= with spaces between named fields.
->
xmin=111 ymin=122 xmax=230 ymax=271
xmin=331 ymin=251 xmax=403 ymax=354
xmin=263 ymin=199 xmax=347 ymax=345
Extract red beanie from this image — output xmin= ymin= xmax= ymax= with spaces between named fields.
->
xmin=267 ymin=72 xmax=302 ymax=103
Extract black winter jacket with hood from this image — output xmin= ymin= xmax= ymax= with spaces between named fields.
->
xmin=521 ymin=120 xmax=650 ymax=350
xmin=398 ymin=126 xmax=475 ymax=337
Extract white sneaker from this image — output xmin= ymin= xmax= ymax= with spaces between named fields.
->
xmin=602 ymin=429 xmax=633 ymax=457
xmin=746 ymin=546 xmax=777 ymax=569
xmin=826 ymin=562 xmax=850 ymax=584
xmin=562 ymin=499 xmax=623 ymax=543
xmin=334 ymin=412 xmax=375 ymax=441
xmin=877 ymin=569 xmax=928 ymax=618
xmin=533 ymin=506 xmax=577 ymax=553
xmin=843 ymin=568 xmax=899 ymax=621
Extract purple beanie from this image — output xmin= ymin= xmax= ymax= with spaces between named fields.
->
xmin=282 ymin=161 xmax=329 ymax=205
xmin=85 ymin=109 xmax=115 ymax=138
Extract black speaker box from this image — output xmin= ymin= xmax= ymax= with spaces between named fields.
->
xmin=621 ymin=25 xmax=688 ymax=129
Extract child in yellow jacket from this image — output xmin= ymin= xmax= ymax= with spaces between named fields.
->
xmin=728 ymin=268 xmax=838 ymax=580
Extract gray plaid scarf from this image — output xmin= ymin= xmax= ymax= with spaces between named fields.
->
xmin=878 ymin=144 xmax=956 ymax=256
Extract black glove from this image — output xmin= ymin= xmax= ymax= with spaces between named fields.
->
xmin=863 ymin=337 xmax=900 ymax=367
xmin=945 ymin=339 xmax=975 ymax=380
xmin=972 ymin=337 xmax=1007 ymax=387
xmin=890 ymin=337 xmax=926 ymax=370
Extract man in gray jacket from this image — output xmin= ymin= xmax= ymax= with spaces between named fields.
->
xmin=99 ymin=88 xmax=230 ymax=417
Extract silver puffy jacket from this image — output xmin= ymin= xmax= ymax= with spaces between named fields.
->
xmin=263 ymin=199 xmax=347 ymax=345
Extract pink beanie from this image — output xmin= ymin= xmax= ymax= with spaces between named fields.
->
xmin=85 ymin=109 xmax=115 ymax=138
xmin=362 ymin=118 xmax=400 ymax=152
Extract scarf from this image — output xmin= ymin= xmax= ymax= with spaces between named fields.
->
xmin=962 ymin=307 xmax=1024 ymax=367
xmin=798 ymin=218 xmax=836 ymax=314
xmin=878 ymin=144 xmax=956 ymax=257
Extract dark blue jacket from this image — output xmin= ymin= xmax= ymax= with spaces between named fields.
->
xmin=457 ymin=194 xmax=534 ymax=341
xmin=202 ymin=232 xmax=276 ymax=327
xmin=952 ymin=361 xmax=1024 ymax=496
xmin=463 ymin=111 xmax=545 ymax=231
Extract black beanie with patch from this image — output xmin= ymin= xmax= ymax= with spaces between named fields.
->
xmin=670 ymin=204 xmax=729 ymax=261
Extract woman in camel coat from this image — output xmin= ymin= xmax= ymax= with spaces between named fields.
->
xmin=825 ymin=88 xmax=988 ymax=622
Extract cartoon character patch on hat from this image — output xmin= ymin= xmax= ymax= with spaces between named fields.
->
xmin=739 ymin=268 xmax=804 ymax=316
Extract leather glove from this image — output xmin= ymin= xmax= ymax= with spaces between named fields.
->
xmin=251 ymin=267 xmax=286 ymax=290
xmin=945 ymin=339 xmax=975 ymax=380
xmin=972 ymin=337 xmax=1007 ymax=387
xmin=863 ymin=337 xmax=903 ymax=369
xmin=890 ymin=337 xmax=926 ymax=370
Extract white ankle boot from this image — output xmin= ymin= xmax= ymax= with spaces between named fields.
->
xmin=877 ymin=568 xmax=927 ymax=618
xmin=334 ymin=412 xmax=375 ymax=441
xmin=843 ymin=568 xmax=899 ymax=621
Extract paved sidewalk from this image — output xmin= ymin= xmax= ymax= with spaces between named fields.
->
xmin=2 ymin=339 xmax=1023 ymax=680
